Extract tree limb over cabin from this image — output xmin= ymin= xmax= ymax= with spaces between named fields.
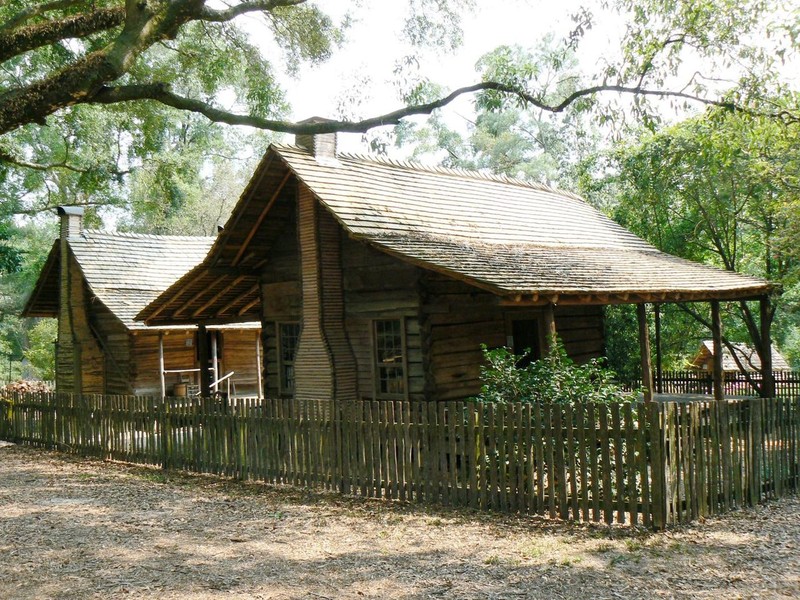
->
xmin=23 ymin=207 xmax=262 ymax=398
xmin=137 ymin=127 xmax=777 ymax=403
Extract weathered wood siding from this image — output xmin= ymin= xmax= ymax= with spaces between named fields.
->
xmin=131 ymin=330 xmax=197 ymax=396
xmin=219 ymin=329 xmax=261 ymax=396
xmin=341 ymin=237 xmax=425 ymax=401
xmin=56 ymin=251 xmax=105 ymax=394
xmin=421 ymin=273 xmax=605 ymax=401
xmin=557 ymin=305 xmax=605 ymax=363
xmin=87 ymin=299 xmax=132 ymax=395
xmin=421 ymin=273 xmax=504 ymax=401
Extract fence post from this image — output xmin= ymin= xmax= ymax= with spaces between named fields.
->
xmin=0 ymin=394 xmax=9 ymax=441
xmin=647 ymin=402 xmax=668 ymax=530
xmin=749 ymin=397 xmax=763 ymax=506
xmin=160 ymin=397 xmax=170 ymax=470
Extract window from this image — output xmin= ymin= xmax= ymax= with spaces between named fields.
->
xmin=277 ymin=322 xmax=300 ymax=395
xmin=373 ymin=318 xmax=406 ymax=398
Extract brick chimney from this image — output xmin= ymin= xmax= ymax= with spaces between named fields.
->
xmin=295 ymin=116 xmax=338 ymax=163
xmin=57 ymin=206 xmax=84 ymax=239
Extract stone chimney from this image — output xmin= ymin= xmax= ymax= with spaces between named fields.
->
xmin=295 ymin=116 xmax=338 ymax=163
xmin=57 ymin=206 xmax=84 ymax=239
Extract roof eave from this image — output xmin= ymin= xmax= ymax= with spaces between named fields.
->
xmin=21 ymin=240 xmax=60 ymax=318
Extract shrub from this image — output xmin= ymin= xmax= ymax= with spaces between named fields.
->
xmin=475 ymin=338 xmax=636 ymax=405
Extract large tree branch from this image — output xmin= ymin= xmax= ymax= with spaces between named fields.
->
xmin=0 ymin=7 xmax=126 ymax=64
xmin=0 ymin=148 xmax=130 ymax=177
xmin=0 ymin=0 xmax=86 ymax=33
xmin=197 ymin=0 xmax=306 ymax=22
xmin=89 ymin=80 xmax=797 ymax=136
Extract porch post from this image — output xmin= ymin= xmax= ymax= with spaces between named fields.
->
xmin=198 ymin=324 xmax=211 ymax=397
xmin=760 ymin=296 xmax=775 ymax=399
xmin=711 ymin=300 xmax=724 ymax=402
xmin=654 ymin=304 xmax=663 ymax=394
xmin=210 ymin=331 xmax=219 ymax=392
xmin=637 ymin=303 xmax=654 ymax=403
xmin=255 ymin=330 xmax=263 ymax=400
xmin=158 ymin=332 xmax=166 ymax=398
xmin=543 ymin=303 xmax=557 ymax=351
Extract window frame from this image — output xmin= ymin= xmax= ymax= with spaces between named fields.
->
xmin=371 ymin=317 xmax=408 ymax=400
xmin=276 ymin=321 xmax=301 ymax=397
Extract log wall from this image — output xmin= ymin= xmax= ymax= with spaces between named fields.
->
xmin=88 ymin=300 xmax=132 ymax=395
xmin=341 ymin=237 xmax=425 ymax=401
xmin=220 ymin=329 xmax=262 ymax=397
xmin=56 ymin=251 xmax=105 ymax=394
xmin=132 ymin=330 xmax=197 ymax=396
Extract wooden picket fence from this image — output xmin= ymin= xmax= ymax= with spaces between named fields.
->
xmin=1 ymin=392 xmax=798 ymax=529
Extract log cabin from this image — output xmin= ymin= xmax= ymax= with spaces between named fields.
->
xmin=137 ymin=129 xmax=776 ymax=402
xmin=690 ymin=340 xmax=790 ymax=374
xmin=23 ymin=207 xmax=263 ymax=397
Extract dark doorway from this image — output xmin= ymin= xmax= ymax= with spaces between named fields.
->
xmin=511 ymin=319 xmax=541 ymax=367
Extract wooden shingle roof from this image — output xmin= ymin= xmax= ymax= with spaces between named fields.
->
xmin=137 ymin=142 xmax=773 ymax=325
xmin=25 ymin=231 xmax=216 ymax=329
xmin=281 ymin=145 xmax=771 ymax=301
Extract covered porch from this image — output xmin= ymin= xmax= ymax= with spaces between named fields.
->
xmin=512 ymin=291 xmax=777 ymax=403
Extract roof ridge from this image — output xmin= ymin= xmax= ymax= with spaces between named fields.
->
xmin=273 ymin=143 xmax=588 ymax=203
xmin=368 ymin=231 xmax=662 ymax=253
xmin=80 ymin=229 xmax=216 ymax=242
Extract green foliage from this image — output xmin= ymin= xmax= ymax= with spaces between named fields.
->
xmin=23 ymin=319 xmax=56 ymax=381
xmin=0 ymin=219 xmax=22 ymax=275
xmin=475 ymin=339 xmax=636 ymax=405
xmin=598 ymin=109 xmax=800 ymax=363
xmin=603 ymin=304 xmax=710 ymax=382
xmin=401 ymin=0 xmax=475 ymax=51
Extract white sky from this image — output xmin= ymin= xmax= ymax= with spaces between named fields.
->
xmin=267 ymin=0 xmax=624 ymax=153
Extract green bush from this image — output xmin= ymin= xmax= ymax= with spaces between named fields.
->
xmin=475 ymin=338 xmax=636 ymax=405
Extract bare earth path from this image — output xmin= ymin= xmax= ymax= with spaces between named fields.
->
xmin=1 ymin=442 xmax=798 ymax=600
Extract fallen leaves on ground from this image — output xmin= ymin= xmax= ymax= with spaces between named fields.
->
xmin=0 ymin=443 xmax=797 ymax=600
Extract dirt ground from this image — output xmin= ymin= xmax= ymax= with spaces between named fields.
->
xmin=0 ymin=442 xmax=798 ymax=600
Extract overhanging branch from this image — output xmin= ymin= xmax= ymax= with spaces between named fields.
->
xmin=198 ymin=0 xmax=307 ymax=22
xmin=89 ymin=80 xmax=798 ymax=135
xmin=0 ymin=148 xmax=130 ymax=177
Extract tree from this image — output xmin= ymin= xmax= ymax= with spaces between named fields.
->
xmin=395 ymin=39 xmax=600 ymax=189
xmin=23 ymin=319 xmax=57 ymax=380
xmin=604 ymin=109 xmax=800 ymax=373
xmin=0 ymin=0 xmax=796 ymax=144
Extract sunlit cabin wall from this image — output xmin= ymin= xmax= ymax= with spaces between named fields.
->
xmin=218 ymin=329 xmax=262 ymax=396
xmin=56 ymin=251 xmax=105 ymax=394
xmin=87 ymin=299 xmax=132 ymax=394
xmin=131 ymin=330 xmax=196 ymax=396
xmin=420 ymin=272 xmax=605 ymax=401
